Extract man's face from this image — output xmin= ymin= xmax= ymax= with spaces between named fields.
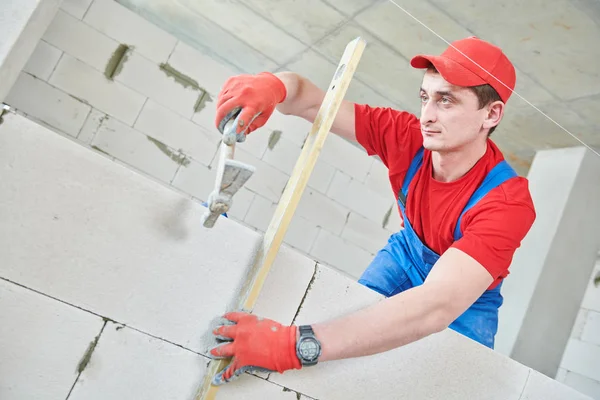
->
xmin=419 ymin=70 xmax=495 ymax=153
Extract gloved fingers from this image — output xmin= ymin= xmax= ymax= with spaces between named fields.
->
xmin=214 ymin=333 xmax=232 ymax=342
xmin=209 ymin=342 xmax=235 ymax=359
xmin=213 ymin=323 xmax=238 ymax=341
xmin=214 ymin=97 xmax=241 ymax=129
xmin=247 ymin=113 xmax=269 ymax=133
xmin=212 ymin=361 xmax=274 ymax=386
xmin=236 ymin=107 xmax=262 ymax=134
xmin=222 ymin=311 xmax=255 ymax=324
xmin=212 ymin=358 xmax=240 ymax=386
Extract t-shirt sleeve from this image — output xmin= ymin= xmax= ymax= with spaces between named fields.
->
xmin=354 ymin=103 xmax=423 ymax=169
xmin=451 ymin=186 xmax=536 ymax=280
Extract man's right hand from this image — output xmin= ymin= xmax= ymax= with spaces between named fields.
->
xmin=215 ymin=72 xmax=287 ymax=135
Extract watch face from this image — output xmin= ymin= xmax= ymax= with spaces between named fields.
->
xmin=299 ymin=337 xmax=320 ymax=361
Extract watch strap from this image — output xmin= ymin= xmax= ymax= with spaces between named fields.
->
xmin=299 ymin=325 xmax=314 ymax=335
xmin=296 ymin=325 xmax=321 ymax=367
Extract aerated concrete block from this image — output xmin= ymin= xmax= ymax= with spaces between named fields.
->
xmin=49 ymin=53 xmax=146 ymax=125
xmin=83 ymin=0 xmax=177 ymax=64
xmin=133 ymin=99 xmax=221 ymax=167
xmin=43 ymin=9 xmax=120 ymax=73
xmin=0 ymin=279 xmax=104 ymax=400
xmin=22 ymin=39 xmax=62 ymax=80
xmin=68 ymin=321 xmax=306 ymax=400
xmin=5 ymin=71 xmax=91 ymax=137
xmin=269 ymin=264 xmax=541 ymax=400
xmin=0 ymin=112 xmax=315 ymax=360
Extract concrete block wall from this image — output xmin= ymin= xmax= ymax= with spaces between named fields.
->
xmin=491 ymin=146 xmax=600 ymax=399
xmin=556 ymin=255 xmax=600 ymax=399
xmin=3 ymin=0 xmax=401 ymax=283
xmin=0 ymin=112 xmax=592 ymax=399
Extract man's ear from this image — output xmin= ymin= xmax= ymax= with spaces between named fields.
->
xmin=482 ymin=101 xmax=504 ymax=130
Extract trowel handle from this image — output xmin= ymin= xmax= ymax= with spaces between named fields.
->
xmin=218 ymin=107 xmax=246 ymax=145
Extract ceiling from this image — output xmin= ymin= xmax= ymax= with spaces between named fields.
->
xmin=116 ymin=0 xmax=600 ymax=175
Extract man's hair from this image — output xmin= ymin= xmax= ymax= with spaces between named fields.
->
xmin=469 ymin=84 xmax=502 ymax=135
xmin=427 ymin=66 xmax=503 ymax=135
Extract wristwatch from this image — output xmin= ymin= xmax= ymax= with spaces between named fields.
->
xmin=295 ymin=325 xmax=322 ymax=366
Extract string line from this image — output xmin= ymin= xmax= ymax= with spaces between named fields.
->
xmin=386 ymin=0 xmax=600 ymax=158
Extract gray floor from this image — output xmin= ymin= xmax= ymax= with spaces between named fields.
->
xmin=117 ymin=0 xmax=600 ymax=176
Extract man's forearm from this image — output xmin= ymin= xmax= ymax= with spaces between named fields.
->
xmin=274 ymin=71 xmax=325 ymax=120
xmin=273 ymin=71 xmax=358 ymax=143
xmin=311 ymin=283 xmax=451 ymax=362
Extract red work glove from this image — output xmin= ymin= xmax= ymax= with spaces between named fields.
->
xmin=215 ymin=72 xmax=287 ymax=135
xmin=209 ymin=312 xmax=301 ymax=385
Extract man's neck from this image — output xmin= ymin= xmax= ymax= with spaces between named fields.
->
xmin=431 ymin=141 xmax=488 ymax=183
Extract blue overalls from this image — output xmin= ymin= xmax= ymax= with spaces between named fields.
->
xmin=358 ymin=147 xmax=517 ymax=349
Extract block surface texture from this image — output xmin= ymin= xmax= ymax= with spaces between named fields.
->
xmin=0 ymin=113 xmax=591 ymax=400
xmin=0 ymin=279 xmax=104 ymax=399
xmin=0 ymin=112 xmax=264 ymax=355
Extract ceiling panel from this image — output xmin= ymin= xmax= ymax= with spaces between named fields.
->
xmin=313 ymin=21 xmax=422 ymax=113
xmin=242 ymin=0 xmax=347 ymax=45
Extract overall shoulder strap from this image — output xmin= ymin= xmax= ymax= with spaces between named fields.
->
xmin=398 ymin=146 xmax=425 ymax=209
xmin=453 ymin=160 xmax=518 ymax=241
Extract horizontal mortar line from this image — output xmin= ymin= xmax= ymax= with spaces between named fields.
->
xmin=24 ymin=77 xmax=217 ymax=171
xmin=262 ymin=377 xmax=317 ymax=400
xmin=52 ymin=44 xmax=207 ymax=121
xmin=18 ymin=71 xmax=133 ymax=130
xmin=7 ymin=107 xmax=67 ymax=138
xmin=0 ymin=276 xmax=209 ymax=358
xmin=64 ymin=5 xmax=238 ymax=79
xmin=1 ymin=272 xmax=318 ymax=396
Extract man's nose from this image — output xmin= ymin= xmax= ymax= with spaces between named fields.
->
xmin=420 ymin=100 xmax=437 ymax=125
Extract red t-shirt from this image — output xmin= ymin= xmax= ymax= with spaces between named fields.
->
xmin=355 ymin=104 xmax=536 ymax=289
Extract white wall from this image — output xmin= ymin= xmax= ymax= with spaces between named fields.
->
xmin=556 ymin=255 xmax=600 ymax=399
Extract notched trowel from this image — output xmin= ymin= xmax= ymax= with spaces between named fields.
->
xmin=201 ymin=108 xmax=256 ymax=228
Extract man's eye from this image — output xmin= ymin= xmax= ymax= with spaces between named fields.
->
xmin=420 ymin=95 xmax=428 ymax=102
xmin=440 ymin=97 xmax=451 ymax=104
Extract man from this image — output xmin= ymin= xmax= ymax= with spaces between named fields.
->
xmin=208 ymin=36 xmax=536 ymax=385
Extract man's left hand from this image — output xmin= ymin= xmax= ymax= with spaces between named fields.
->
xmin=209 ymin=312 xmax=301 ymax=385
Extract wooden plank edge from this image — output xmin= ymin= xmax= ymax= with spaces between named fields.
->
xmin=195 ymin=36 xmax=367 ymax=400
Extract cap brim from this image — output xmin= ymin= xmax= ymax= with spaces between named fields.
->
xmin=410 ymin=55 xmax=486 ymax=87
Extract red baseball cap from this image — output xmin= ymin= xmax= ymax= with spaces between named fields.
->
xmin=410 ymin=36 xmax=516 ymax=103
